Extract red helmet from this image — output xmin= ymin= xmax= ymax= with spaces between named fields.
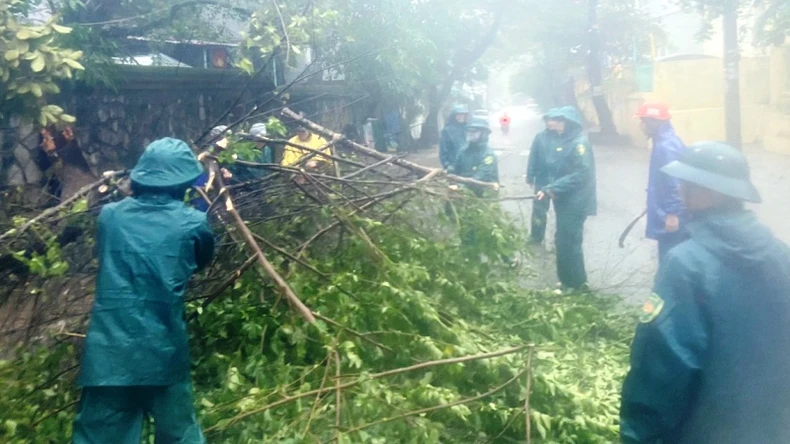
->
xmin=635 ymin=103 xmax=671 ymax=121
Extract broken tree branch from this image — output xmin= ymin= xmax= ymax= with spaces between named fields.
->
xmin=324 ymin=363 xmax=530 ymax=443
xmin=206 ymin=344 xmax=528 ymax=432
xmin=282 ymin=108 xmax=497 ymax=189
xmin=0 ymin=170 xmax=127 ymax=242
xmin=207 ymin=161 xmax=315 ymax=324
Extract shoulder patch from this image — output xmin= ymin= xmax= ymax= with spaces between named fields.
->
xmin=577 ymin=144 xmax=586 ymax=156
xmin=640 ymin=293 xmax=665 ymax=323
xmin=483 ymin=155 xmax=494 ymax=165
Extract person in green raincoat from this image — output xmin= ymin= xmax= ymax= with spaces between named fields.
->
xmin=526 ymin=109 xmax=560 ymax=244
xmin=73 ymin=137 xmax=215 ymax=444
xmin=440 ymin=105 xmax=469 ymax=170
xmin=450 ymin=116 xmax=499 ymax=196
xmin=536 ymin=106 xmax=596 ymax=291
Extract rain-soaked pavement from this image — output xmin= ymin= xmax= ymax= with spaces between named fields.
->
xmin=409 ymin=106 xmax=790 ymax=303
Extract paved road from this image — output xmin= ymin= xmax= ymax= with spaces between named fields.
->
xmin=411 ymin=107 xmax=790 ymax=303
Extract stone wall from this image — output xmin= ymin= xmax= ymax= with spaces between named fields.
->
xmin=2 ymin=66 xmax=362 ymax=188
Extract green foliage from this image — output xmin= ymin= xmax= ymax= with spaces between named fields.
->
xmin=754 ymin=0 xmax=790 ymax=46
xmin=0 ymin=191 xmax=636 ymax=443
xmin=0 ymin=0 xmax=83 ymax=124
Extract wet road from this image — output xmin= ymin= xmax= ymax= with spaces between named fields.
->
xmin=412 ymin=106 xmax=790 ymax=303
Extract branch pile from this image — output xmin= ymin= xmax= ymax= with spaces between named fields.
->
xmin=0 ymin=113 xmax=631 ymax=444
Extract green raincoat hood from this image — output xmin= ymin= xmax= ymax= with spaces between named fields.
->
xmin=130 ymin=138 xmax=204 ymax=188
xmin=689 ymin=207 xmax=778 ymax=269
xmin=547 ymin=106 xmax=584 ymax=141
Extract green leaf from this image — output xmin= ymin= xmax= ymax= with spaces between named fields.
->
xmin=51 ymin=23 xmax=72 ymax=34
xmin=16 ymin=28 xmax=34 ymax=39
xmin=30 ymin=54 xmax=45 ymax=73
xmin=4 ymin=49 xmax=19 ymax=61
xmin=63 ymin=59 xmax=84 ymax=70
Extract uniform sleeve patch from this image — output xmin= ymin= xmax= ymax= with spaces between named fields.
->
xmin=640 ymin=293 xmax=665 ymax=323
xmin=577 ymin=144 xmax=586 ymax=156
xmin=483 ymin=156 xmax=494 ymax=165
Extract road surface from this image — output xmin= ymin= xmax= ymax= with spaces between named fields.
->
xmin=411 ymin=106 xmax=790 ymax=303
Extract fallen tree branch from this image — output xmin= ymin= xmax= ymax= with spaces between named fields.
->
xmin=205 ymin=344 xmax=528 ymax=432
xmin=208 ymin=161 xmax=315 ymax=324
xmin=340 ymin=154 xmax=405 ymax=180
xmin=325 ymin=363 xmax=530 ymax=443
xmin=282 ymin=108 xmax=497 ymax=189
xmin=525 ymin=344 xmax=535 ymax=444
xmin=0 ymin=170 xmax=127 ymax=242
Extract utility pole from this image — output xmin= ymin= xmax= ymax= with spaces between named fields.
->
xmin=723 ymin=5 xmax=742 ymax=149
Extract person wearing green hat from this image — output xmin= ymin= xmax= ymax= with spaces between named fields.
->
xmin=450 ymin=116 xmax=499 ymax=196
xmin=73 ymin=138 xmax=215 ymax=444
xmin=526 ymin=109 xmax=560 ymax=244
xmin=535 ymin=106 xmax=596 ymax=291
xmin=621 ymin=142 xmax=790 ymax=444
xmin=440 ymin=105 xmax=469 ymax=170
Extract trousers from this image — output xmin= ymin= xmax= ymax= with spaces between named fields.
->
xmin=530 ymin=197 xmax=551 ymax=243
xmin=73 ymin=382 xmax=205 ymax=444
xmin=555 ymin=210 xmax=588 ymax=289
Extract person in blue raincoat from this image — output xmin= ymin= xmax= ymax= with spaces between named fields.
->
xmin=73 ymin=138 xmax=215 ymax=444
xmin=526 ymin=109 xmax=559 ymax=244
xmin=439 ymin=105 xmax=469 ymax=170
xmin=636 ymin=103 xmax=688 ymax=262
xmin=621 ymin=141 xmax=790 ymax=444
xmin=536 ymin=106 xmax=596 ymax=291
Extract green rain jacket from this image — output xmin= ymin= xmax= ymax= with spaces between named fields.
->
xmin=453 ymin=131 xmax=499 ymax=196
xmin=440 ymin=105 xmax=469 ymax=169
xmin=621 ymin=207 xmax=790 ymax=443
xmin=542 ymin=106 xmax=597 ymax=216
xmin=78 ymin=138 xmax=215 ymax=387
xmin=526 ymin=109 xmax=560 ymax=188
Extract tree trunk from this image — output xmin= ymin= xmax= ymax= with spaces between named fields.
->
xmin=723 ymin=9 xmax=742 ymax=149
xmin=419 ymin=83 xmax=451 ymax=147
xmin=587 ymin=0 xmax=618 ymax=136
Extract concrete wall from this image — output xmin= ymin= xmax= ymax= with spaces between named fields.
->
xmin=586 ymin=56 xmax=775 ymax=150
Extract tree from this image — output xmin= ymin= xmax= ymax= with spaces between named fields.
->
xmin=0 ymin=0 xmax=84 ymax=125
xmin=754 ymin=0 xmax=790 ymax=46
xmin=311 ymin=0 xmax=504 ymax=147
xmin=508 ymin=0 xmax=656 ymax=126
xmin=680 ymin=0 xmax=750 ymax=148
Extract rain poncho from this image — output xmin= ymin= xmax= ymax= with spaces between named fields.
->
xmin=526 ymin=110 xmax=559 ymax=188
xmin=79 ymin=138 xmax=215 ymax=386
xmin=541 ymin=107 xmax=596 ymax=289
xmin=74 ymin=138 xmax=213 ymax=444
xmin=621 ymin=207 xmax=790 ymax=443
xmin=541 ymin=106 xmax=597 ymax=217
xmin=526 ymin=110 xmax=559 ymax=243
xmin=440 ymin=105 xmax=469 ymax=169
xmin=452 ymin=126 xmax=499 ymax=197
xmin=646 ymin=122 xmax=686 ymax=240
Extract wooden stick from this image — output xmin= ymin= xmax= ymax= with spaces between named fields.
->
xmin=208 ymin=161 xmax=315 ymax=324
xmin=525 ymin=344 xmax=535 ymax=444
xmin=206 ymin=344 xmax=528 ymax=431
xmin=0 ymin=170 xmax=127 ymax=241
xmin=334 ymin=349 xmax=342 ymax=440
xmin=282 ymin=108 xmax=497 ymax=189
xmin=341 ymin=155 xmax=402 ymax=180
